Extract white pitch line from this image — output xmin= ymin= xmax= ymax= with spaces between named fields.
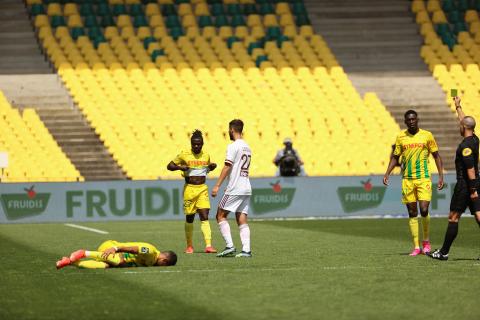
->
xmin=64 ymin=223 xmax=109 ymax=234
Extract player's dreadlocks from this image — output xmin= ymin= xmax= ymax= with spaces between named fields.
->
xmin=191 ymin=129 xmax=203 ymax=140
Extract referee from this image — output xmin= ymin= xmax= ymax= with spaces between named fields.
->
xmin=429 ymin=96 xmax=480 ymax=260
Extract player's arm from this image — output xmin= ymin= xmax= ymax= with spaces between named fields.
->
xmin=167 ymin=161 xmax=189 ymax=171
xmin=454 ymin=96 xmax=465 ymax=122
xmin=431 ymin=151 xmax=444 ymax=190
xmin=101 ymin=246 xmax=140 ymax=259
xmin=211 ymin=162 xmax=232 ymax=197
xmin=383 ymin=155 xmax=400 ymax=186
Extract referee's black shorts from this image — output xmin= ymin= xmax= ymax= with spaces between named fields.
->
xmin=450 ymin=180 xmax=480 ymax=214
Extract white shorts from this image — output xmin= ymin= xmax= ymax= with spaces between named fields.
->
xmin=218 ymin=194 xmax=250 ymax=214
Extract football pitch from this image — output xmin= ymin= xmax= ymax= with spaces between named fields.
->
xmin=1 ymin=218 xmax=479 ymax=320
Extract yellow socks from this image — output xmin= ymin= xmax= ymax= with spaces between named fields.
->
xmin=74 ymin=260 xmax=109 ymax=269
xmin=421 ymin=214 xmax=430 ymax=241
xmin=201 ymin=220 xmax=212 ymax=247
xmin=185 ymin=222 xmax=194 ymax=247
xmin=85 ymin=251 xmax=122 ymax=266
xmin=409 ymin=217 xmax=420 ymax=248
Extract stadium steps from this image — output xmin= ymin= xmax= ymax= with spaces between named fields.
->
xmin=0 ymin=0 xmax=51 ymax=74
xmin=305 ymin=0 xmax=458 ymax=171
xmin=37 ymin=108 xmax=127 ymax=181
xmin=0 ymin=74 xmax=126 ymax=181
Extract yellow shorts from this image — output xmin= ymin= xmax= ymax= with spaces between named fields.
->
xmin=183 ymin=184 xmax=210 ymax=215
xmin=401 ymin=178 xmax=432 ymax=204
xmin=97 ymin=240 xmax=119 ymax=252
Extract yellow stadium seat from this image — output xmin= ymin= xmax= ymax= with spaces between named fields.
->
xmin=67 ymin=15 xmax=83 ymax=28
xmin=178 ymin=3 xmax=193 ymax=16
xmin=46 ymin=3 xmax=62 ymax=16
xmin=412 ymin=0 xmax=426 ymax=13
xmin=416 ymin=11 xmax=431 ymax=24
xmin=117 ymin=15 xmax=132 ymax=28
xmin=432 ymin=10 xmax=448 ymax=24
xmin=145 ymin=3 xmax=160 ymax=16
xmin=426 ymin=0 xmax=441 ymax=12
xmin=194 ymin=3 xmax=210 ymax=16
xmin=247 ymin=15 xmax=262 ymax=27
xmin=34 ymin=15 xmax=50 ymax=28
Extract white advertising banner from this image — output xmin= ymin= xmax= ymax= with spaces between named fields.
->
xmin=0 ymin=174 xmax=456 ymax=223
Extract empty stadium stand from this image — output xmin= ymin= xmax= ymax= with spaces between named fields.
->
xmin=0 ymin=89 xmax=81 ymax=182
xmin=306 ymin=0 xmax=462 ymax=171
xmin=22 ymin=0 xmax=403 ymax=180
xmin=0 ymin=0 xmax=51 ymax=74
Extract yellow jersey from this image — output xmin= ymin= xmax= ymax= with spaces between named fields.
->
xmin=393 ymin=129 xmax=439 ymax=179
xmin=173 ymin=149 xmax=211 ymax=177
xmin=118 ymin=242 xmax=161 ymax=267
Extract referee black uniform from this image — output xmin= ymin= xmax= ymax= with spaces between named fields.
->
xmin=450 ymin=134 xmax=480 ymax=215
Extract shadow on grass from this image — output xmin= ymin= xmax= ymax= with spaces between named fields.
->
xmin=0 ymin=234 xmax=223 ymax=320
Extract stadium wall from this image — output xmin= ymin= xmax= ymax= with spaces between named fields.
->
xmin=0 ymin=175 xmax=457 ymax=223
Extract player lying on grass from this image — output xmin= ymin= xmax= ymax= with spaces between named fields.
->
xmin=56 ymin=240 xmax=177 ymax=269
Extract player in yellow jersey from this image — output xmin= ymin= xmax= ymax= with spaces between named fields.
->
xmin=167 ymin=130 xmax=218 ymax=254
xmin=384 ymin=110 xmax=444 ymax=256
xmin=55 ymin=240 xmax=177 ymax=269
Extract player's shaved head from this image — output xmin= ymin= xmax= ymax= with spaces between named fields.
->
xmin=160 ymin=251 xmax=177 ymax=266
xmin=404 ymin=110 xmax=418 ymax=119
xmin=462 ymin=116 xmax=476 ymax=130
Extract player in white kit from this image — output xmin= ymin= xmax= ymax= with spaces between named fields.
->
xmin=211 ymin=119 xmax=252 ymax=258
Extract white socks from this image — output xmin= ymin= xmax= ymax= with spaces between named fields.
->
xmin=218 ymin=220 xmax=234 ymax=248
xmin=239 ymin=224 xmax=251 ymax=253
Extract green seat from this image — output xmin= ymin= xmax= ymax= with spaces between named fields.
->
xmin=453 ymin=21 xmax=467 ymax=34
xmin=441 ymin=34 xmax=456 ymax=49
xmin=292 ymin=3 xmax=307 ymax=15
xmin=231 ymin=15 xmax=246 ymax=27
xmin=100 ymin=15 xmax=115 ymax=27
xmin=175 ymin=0 xmax=190 ymax=3
xmin=166 ymin=15 xmax=181 ymax=28
xmin=151 ymin=49 xmax=165 ymax=62
xmin=448 ymin=10 xmax=463 ymax=24
xmin=162 ymin=4 xmax=177 ymax=16
xmin=295 ymin=15 xmax=310 ymax=26
xmin=198 ymin=15 xmax=214 ymax=27
xmin=259 ymin=3 xmax=274 ymax=15
xmin=442 ymin=0 xmax=456 ymax=12
xmin=88 ymin=27 xmax=103 ymax=40
xmin=71 ymin=27 xmax=85 ymax=40
xmin=93 ymin=35 xmax=107 ymax=48
xmin=84 ymin=15 xmax=98 ymax=28
xmin=215 ymin=15 xmax=229 ymax=27
xmin=51 ymin=15 xmax=66 ymax=28
xmin=255 ymin=55 xmax=268 ymax=67
xmin=96 ymin=3 xmax=110 ymax=16
xmin=276 ymin=35 xmax=290 ymax=47
xmin=134 ymin=15 xmax=148 ymax=27
xmin=476 ymin=0 xmax=480 ymax=11
xmin=227 ymin=4 xmax=242 ymax=16
xmin=170 ymin=27 xmax=184 ymax=40
xmin=112 ymin=4 xmax=127 ymax=16
xmin=247 ymin=41 xmax=262 ymax=54
xmin=80 ymin=4 xmax=94 ymax=16
xmin=211 ymin=3 xmax=225 ymax=16
xmin=266 ymin=26 xmax=281 ymax=39
xmin=227 ymin=36 xmax=241 ymax=48
xmin=436 ymin=23 xmax=451 ymax=37
xmin=457 ymin=0 xmax=469 ymax=11
xmin=129 ymin=4 xmax=143 ymax=16
xmin=207 ymin=0 xmax=222 ymax=4
xmin=143 ymin=36 xmax=157 ymax=49
xmin=243 ymin=4 xmax=257 ymax=15
xmin=30 ymin=4 xmax=45 ymax=16
xmin=143 ymin=0 xmax=157 ymax=3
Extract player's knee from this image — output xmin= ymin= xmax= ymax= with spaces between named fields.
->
xmin=448 ymin=212 xmax=460 ymax=223
xmin=186 ymin=214 xmax=195 ymax=223
xmin=419 ymin=208 xmax=429 ymax=217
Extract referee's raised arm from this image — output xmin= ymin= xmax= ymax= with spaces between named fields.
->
xmin=454 ymin=96 xmax=465 ymax=122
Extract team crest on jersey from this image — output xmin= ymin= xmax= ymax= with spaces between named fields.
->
xmin=462 ymin=148 xmax=472 ymax=157
xmin=141 ymin=247 xmax=149 ymax=254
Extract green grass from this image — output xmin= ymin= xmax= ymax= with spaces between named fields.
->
xmin=1 ymin=218 xmax=480 ymax=320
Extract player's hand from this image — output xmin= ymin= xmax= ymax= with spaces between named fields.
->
xmin=453 ymin=96 xmax=461 ymax=107
xmin=471 ymin=190 xmax=478 ymax=200
xmin=102 ymin=247 xmax=116 ymax=259
xmin=437 ymin=178 xmax=444 ymax=190
xmin=208 ymin=163 xmax=217 ymax=171
xmin=211 ymin=185 xmax=219 ymax=197
xmin=382 ymin=175 xmax=389 ymax=186
xmin=179 ymin=165 xmax=189 ymax=171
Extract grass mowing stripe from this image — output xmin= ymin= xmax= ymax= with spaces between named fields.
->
xmin=64 ymin=223 xmax=109 ymax=234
